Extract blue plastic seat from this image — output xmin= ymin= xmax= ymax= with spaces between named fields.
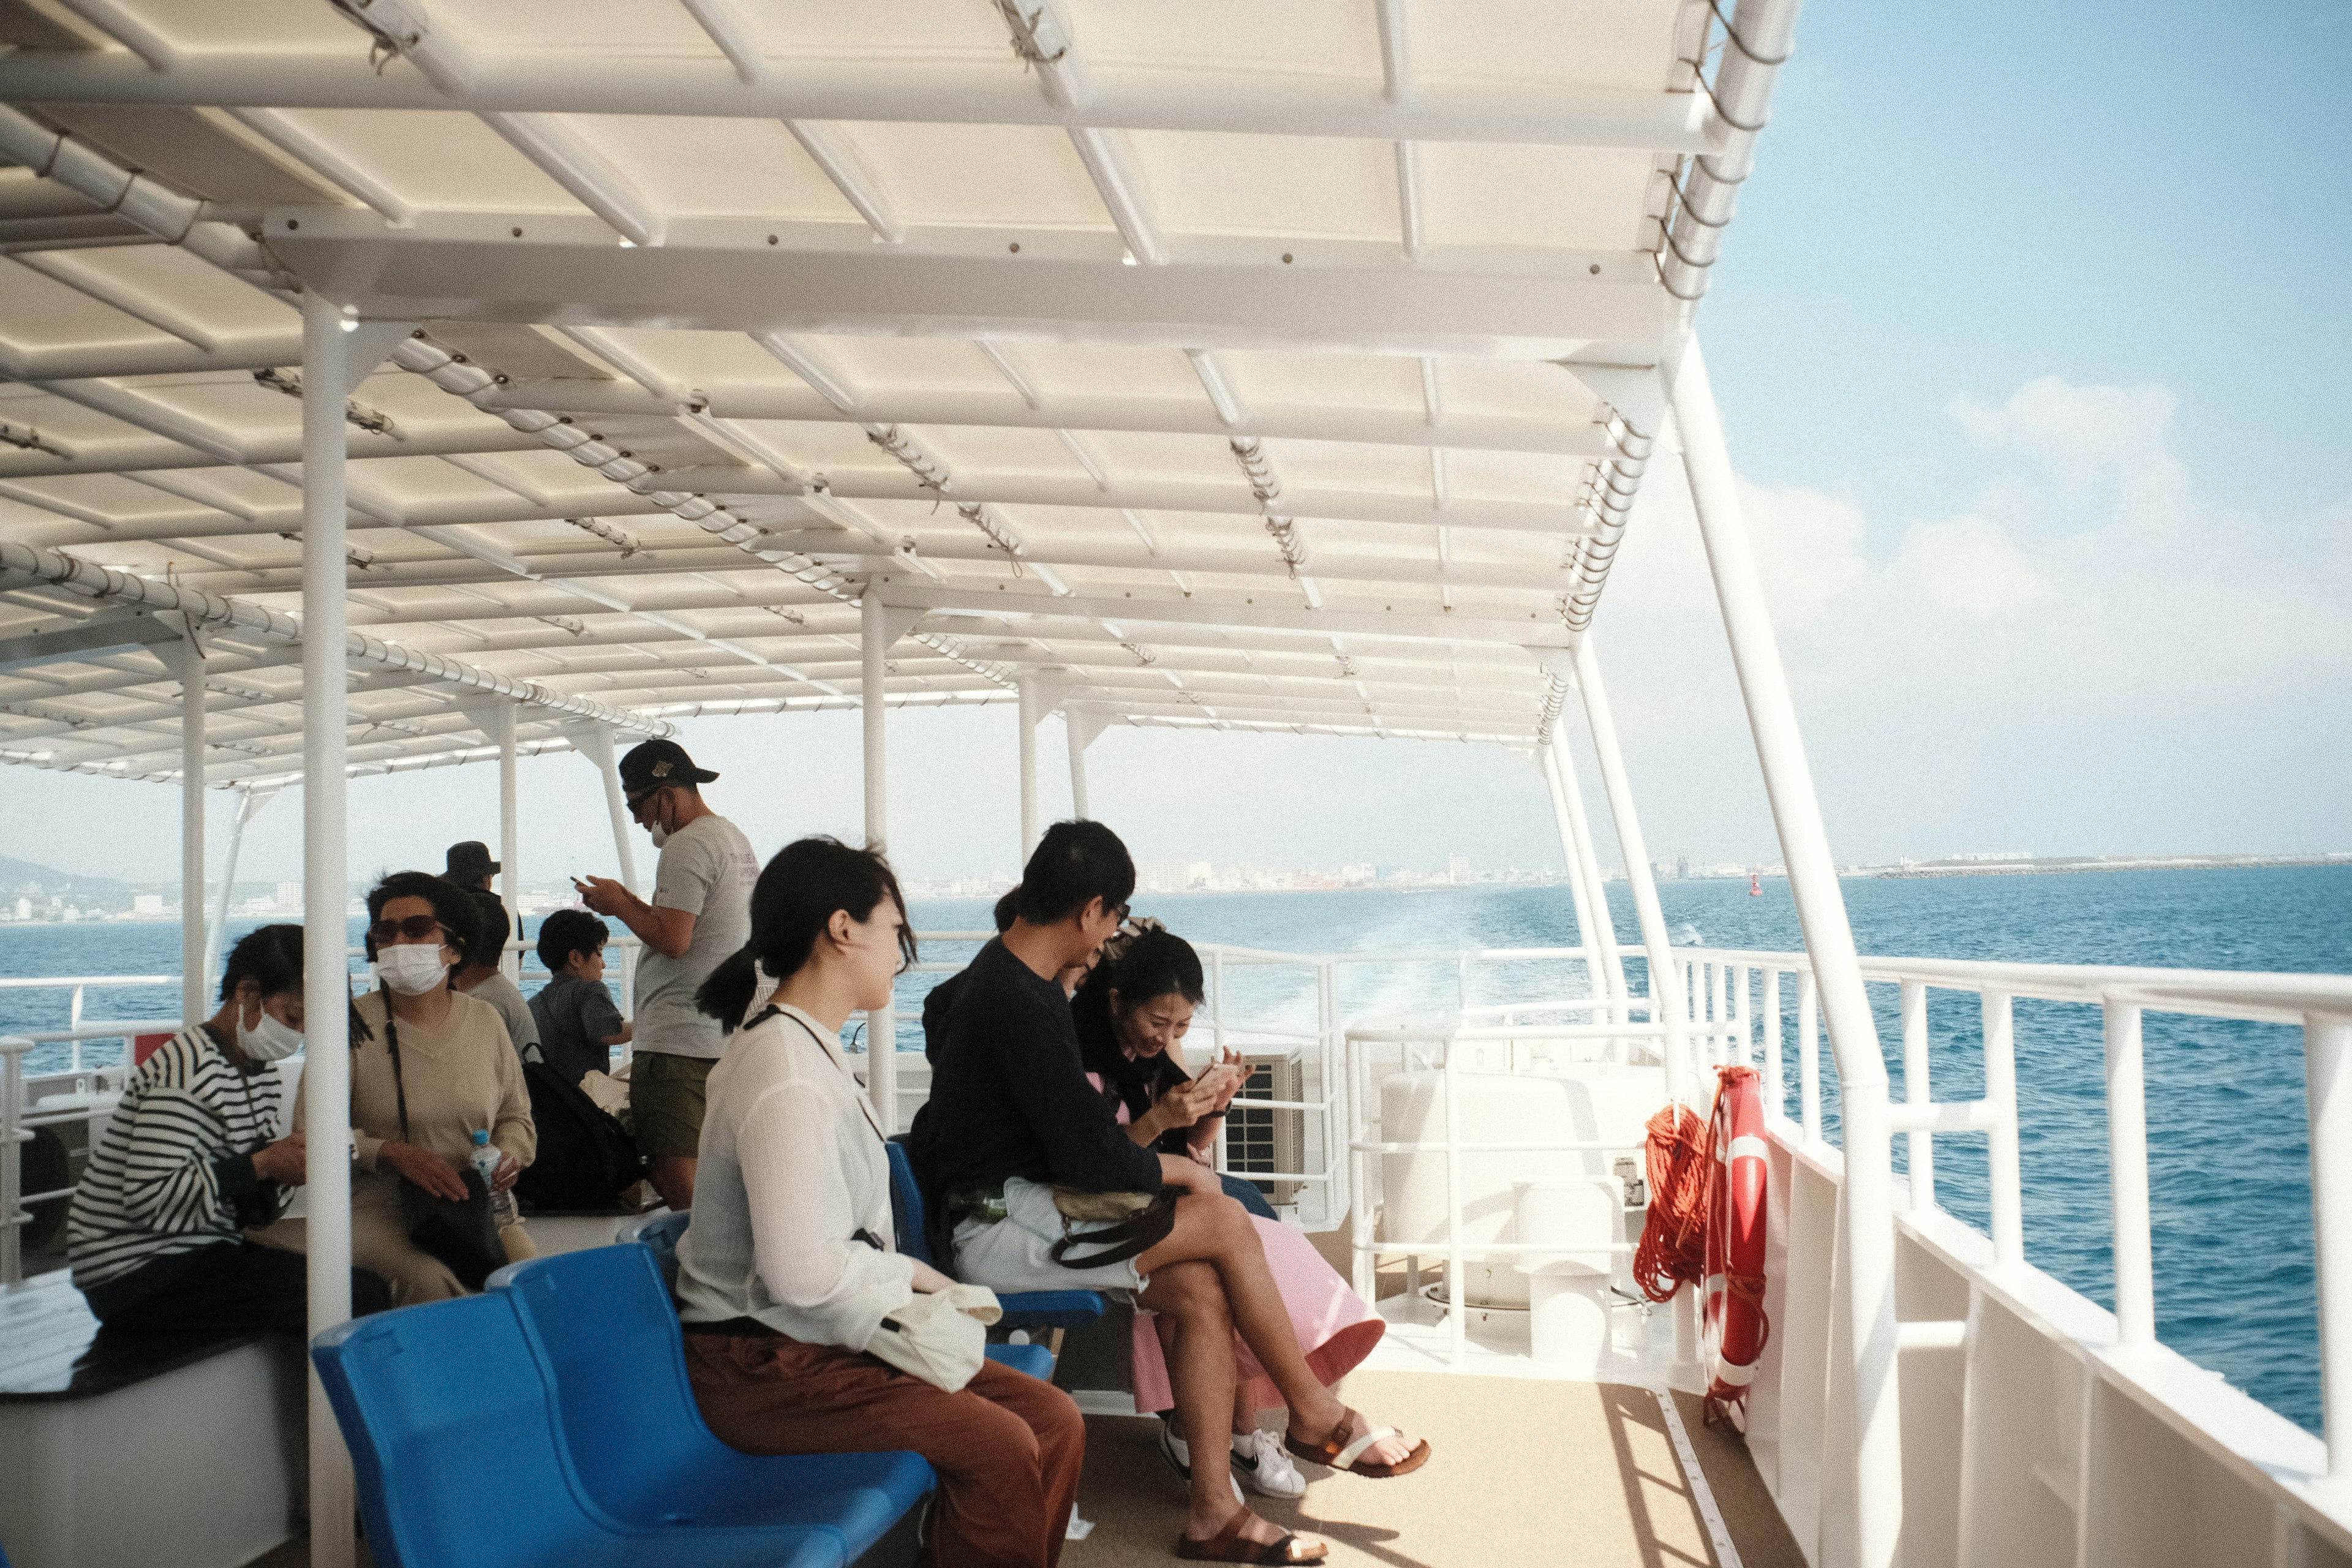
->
xmin=311 ymin=1293 xmax=849 ymax=1568
xmin=884 ymin=1141 xmax=1107 ymax=1331
xmin=489 ymin=1245 xmax=933 ymax=1559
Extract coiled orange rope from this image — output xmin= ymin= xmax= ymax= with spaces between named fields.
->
xmin=1632 ymin=1094 xmax=1715 ymax=1303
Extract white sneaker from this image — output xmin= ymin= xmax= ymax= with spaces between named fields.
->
xmin=1229 ymin=1429 xmax=1307 ymax=1499
xmin=1157 ymin=1419 xmax=1246 ymax=1504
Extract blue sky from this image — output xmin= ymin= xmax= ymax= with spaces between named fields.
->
xmin=10 ymin=2 xmax=2350 ymax=885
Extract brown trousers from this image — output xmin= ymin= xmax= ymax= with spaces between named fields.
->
xmin=684 ymin=1333 xmax=1085 ymax=1568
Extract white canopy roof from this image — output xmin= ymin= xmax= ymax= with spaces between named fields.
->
xmin=0 ymin=0 xmax=1795 ymax=789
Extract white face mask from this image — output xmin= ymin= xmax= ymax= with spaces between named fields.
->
xmin=377 ymin=943 xmax=451 ymax=997
xmin=236 ymin=1004 xmax=304 ymax=1062
xmin=649 ymin=823 xmax=671 ymax=849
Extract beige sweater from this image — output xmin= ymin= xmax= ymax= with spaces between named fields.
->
xmin=304 ymin=989 xmax=536 ymax=1212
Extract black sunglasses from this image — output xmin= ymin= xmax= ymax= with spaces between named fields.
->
xmin=368 ymin=915 xmax=448 ymax=945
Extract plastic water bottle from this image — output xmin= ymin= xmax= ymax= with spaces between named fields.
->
xmin=472 ymin=1129 xmax=519 ymax=1229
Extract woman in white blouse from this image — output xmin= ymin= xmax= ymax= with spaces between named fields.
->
xmin=676 ymin=837 xmax=1085 ymax=1568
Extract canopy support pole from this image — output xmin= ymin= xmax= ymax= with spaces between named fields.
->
xmin=489 ymin=699 xmax=520 ymax=978
xmin=174 ymin=624 xmax=206 ymax=1025
xmin=861 ymin=587 xmax=897 ymax=1132
xmin=204 ymin=788 xmax=274 ymax=982
xmin=572 ymin=723 xmax=639 ymax=891
xmin=1571 ymin=633 xmax=1700 ymax=1390
xmin=1572 ymin=636 xmax=1685 ymax=1093
xmin=299 ymin=289 xmax=356 ymax=1568
xmin=1672 ymin=335 xmax=1905 ymax=1568
xmin=1017 ymin=677 xmax=1041 ymax=861
xmin=1537 ymin=735 xmax=1610 ymax=1022
xmin=1065 ymin=710 xmax=1090 ymax=820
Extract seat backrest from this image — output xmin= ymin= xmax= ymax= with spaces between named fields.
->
xmin=883 ymin=1140 xmax=934 ymax=1267
xmin=630 ymin=1209 xmax=691 ymax=1291
xmin=492 ymin=1243 xmax=728 ymax=1513
xmin=311 ymin=1294 xmax=599 ymax=1568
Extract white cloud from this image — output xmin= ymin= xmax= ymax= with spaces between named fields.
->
xmin=1593 ymin=375 xmax=2352 ymax=859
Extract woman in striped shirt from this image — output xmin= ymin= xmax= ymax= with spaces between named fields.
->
xmin=68 ymin=925 xmax=393 ymax=1332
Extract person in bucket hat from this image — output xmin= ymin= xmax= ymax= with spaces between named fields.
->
xmin=576 ymin=739 xmax=758 ymax=1211
xmin=443 ymin=840 xmax=499 ymax=893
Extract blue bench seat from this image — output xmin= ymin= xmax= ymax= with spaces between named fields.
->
xmin=488 ymin=1244 xmax=933 ymax=1562
xmin=312 ymin=1293 xmax=874 ymax=1568
xmin=884 ymin=1142 xmax=1107 ymax=1332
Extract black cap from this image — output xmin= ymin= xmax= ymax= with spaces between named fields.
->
xmin=619 ymin=738 xmax=720 ymax=802
xmin=445 ymin=840 xmax=500 ymax=881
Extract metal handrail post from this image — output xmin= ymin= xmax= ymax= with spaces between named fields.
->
xmin=1798 ymin=970 xmax=1821 ymax=1141
xmin=1442 ymin=1027 xmax=1466 ymax=1368
xmin=1983 ymin=990 xmax=2024 ymax=1268
xmin=2305 ymin=1017 xmax=2352 ymax=1480
xmin=2103 ymin=1000 xmax=2156 ymax=1348
xmin=1763 ymin=968 xmax=1784 ymax=1112
xmin=1 ymin=1037 xmax=26 ymax=1285
xmin=1901 ymin=980 xmax=1934 ymax=1213
xmin=1672 ymin=336 xmax=1904 ymax=1568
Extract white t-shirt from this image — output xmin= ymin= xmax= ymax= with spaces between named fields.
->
xmin=633 ymin=812 xmax=760 ymax=1060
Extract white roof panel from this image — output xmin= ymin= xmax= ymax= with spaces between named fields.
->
xmin=0 ymin=0 xmax=1793 ymax=785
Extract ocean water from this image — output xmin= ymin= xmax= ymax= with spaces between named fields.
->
xmin=5 ymin=864 xmax=2348 ymax=1434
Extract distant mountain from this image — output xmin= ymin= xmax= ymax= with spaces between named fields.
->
xmin=0 ymin=856 xmax=129 ymax=889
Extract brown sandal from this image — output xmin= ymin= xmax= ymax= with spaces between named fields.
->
xmin=1283 ymin=1407 xmax=1431 ymax=1479
xmin=1175 ymin=1507 xmax=1329 ymax=1563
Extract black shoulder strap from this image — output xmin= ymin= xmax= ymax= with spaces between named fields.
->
xmin=761 ymin=1005 xmax=888 ymax=1144
xmin=381 ymin=1006 xmax=410 ymax=1143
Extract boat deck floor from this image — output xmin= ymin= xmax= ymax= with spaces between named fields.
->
xmin=1063 ymin=1373 xmax=1803 ymax=1568
xmin=247 ymin=1376 xmax=1801 ymax=1568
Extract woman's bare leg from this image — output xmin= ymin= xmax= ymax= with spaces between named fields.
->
xmin=1139 ymin=1193 xmax=1415 ymax=1466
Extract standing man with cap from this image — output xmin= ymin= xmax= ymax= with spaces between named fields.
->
xmin=444 ymin=840 xmax=499 ymax=894
xmin=574 ymin=739 xmax=758 ymax=1213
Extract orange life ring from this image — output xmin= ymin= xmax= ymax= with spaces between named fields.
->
xmin=1702 ymin=1065 xmax=1770 ymax=1430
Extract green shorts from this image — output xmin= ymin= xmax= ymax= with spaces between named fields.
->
xmin=630 ymin=1050 xmax=716 ymax=1161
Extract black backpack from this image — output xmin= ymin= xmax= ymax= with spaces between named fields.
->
xmin=513 ymin=1054 xmax=645 ymax=1212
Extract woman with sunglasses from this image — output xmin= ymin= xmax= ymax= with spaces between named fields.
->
xmin=302 ymin=870 xmax=538 ymax=1303
xmin=679 ymin=837 xmax=1086 ymax=1568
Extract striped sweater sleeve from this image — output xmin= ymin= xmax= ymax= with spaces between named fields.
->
xmin=67 ymin=1029 xmax=285 ymax=1291
xmin=114 ymin=1085 xmax=245 ymax=1234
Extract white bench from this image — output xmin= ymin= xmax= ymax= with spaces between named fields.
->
xmin=0 ymin=1273 xmax=306 ymax=1568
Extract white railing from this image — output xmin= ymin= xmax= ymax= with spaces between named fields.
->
xmin=1671 ymin=943 xmax=2352 ymax=1556
xmin=1341 ymin=1002 xmax=1668 ymax=1365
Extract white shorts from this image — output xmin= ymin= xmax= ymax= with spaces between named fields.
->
xmin=951 ymin=1175 xmax=1150 ymax=1294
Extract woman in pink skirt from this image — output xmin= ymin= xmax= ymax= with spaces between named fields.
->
xmin=1075 ymin=927 xmax=1386 ymax=1500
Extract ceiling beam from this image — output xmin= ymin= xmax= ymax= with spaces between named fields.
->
xmin=636 ymin=466 xmax=1581 ymax=535
xmin=477 ymin=378 xmax=1608 ymax=460
xmin=0 ymin=330 xmax=305 ymax=382
xmin=267 ymin=213 xmax=1670 ymax=362
xmin=877 ymin=578 xmax=1571 ymax=647
xmin=0 ymin=51 xmax=1721 ymax=153
xmin=0 ymin=418 xmax=554 ymax=480
xmin=0 ymin=608 xmax=180 ymax=673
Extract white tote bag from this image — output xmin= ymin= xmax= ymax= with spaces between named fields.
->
xmin=861 ymin=1283 xmax=1003 ymax=1393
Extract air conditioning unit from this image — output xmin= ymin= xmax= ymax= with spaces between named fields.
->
xmin=1223 ymin=1052 xmax=1304 ymax=1207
